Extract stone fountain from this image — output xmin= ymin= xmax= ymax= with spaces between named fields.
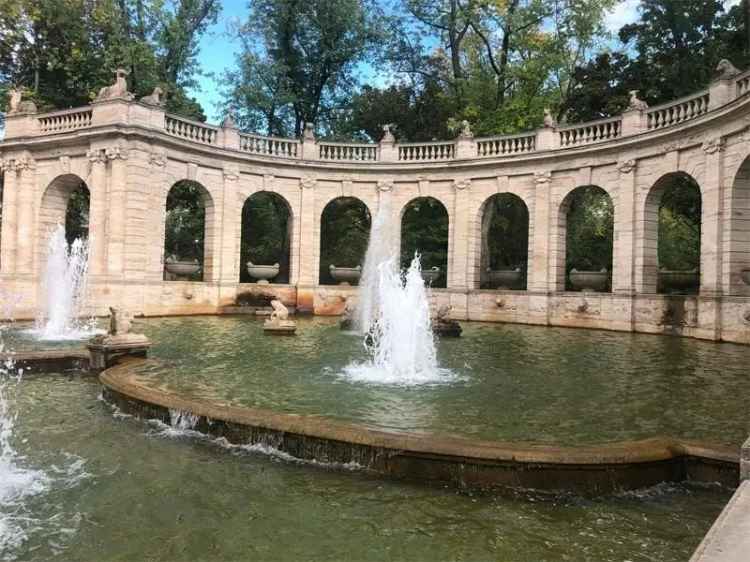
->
xmin=87 ymin=307 xmax=151 ymax=371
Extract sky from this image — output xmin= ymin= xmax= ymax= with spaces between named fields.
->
xmin=190 ymin=0 xmax=745 ymax=122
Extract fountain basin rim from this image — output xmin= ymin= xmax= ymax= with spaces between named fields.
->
xmin=99 ymin=357 xmax=739 ymax=493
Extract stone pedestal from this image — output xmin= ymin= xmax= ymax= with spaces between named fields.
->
xmin=263 ymin=319 xmax=297 ymax=335
xmin=87 ymin=334 xmax=152 ymax=372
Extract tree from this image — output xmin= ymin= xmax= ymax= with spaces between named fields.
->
xmin=223 ymin=0 xmax=383 ymax=136
xmin=0 ymin=0 xmax=218 ymax=122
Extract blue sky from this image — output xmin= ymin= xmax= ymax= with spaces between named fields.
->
xmin=190 ymin=0 xmax=744 ymax=122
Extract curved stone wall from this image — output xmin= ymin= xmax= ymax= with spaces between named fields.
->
xmin=1 ymin=68 xmax=750 ymax=342
xmin=100 ymin=358 xmax=739 ymax=494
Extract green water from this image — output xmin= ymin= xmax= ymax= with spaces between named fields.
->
xmin=3 ymin=375 xmax=732 ymax=561
xmin=117 ymin=316 xmax=750 ymax=446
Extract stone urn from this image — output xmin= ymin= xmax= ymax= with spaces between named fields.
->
xmin=329 ymin=265 xmax=362 ymax=285
xmin=487 ymin=267 xmax=522 ymax=289
xmin=659 ymin=269 xmax=699 ymax=294
xmin=569 ymin=268 xmax=608 ymax=292
xmin=247 ymin=262 xmax=280 ymax=284
xmin=164 ymin=259 xmax=201 ymax=278
xmin=421 ymin=267 xmax=441 ymax=284
xmin=740 ymin=269 xmax=750 ymax=286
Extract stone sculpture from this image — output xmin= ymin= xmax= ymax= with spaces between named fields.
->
xmin=543 ymin=108 xmax=557 ymax=128
xmin=627 ymin=90 xmax=649 ymax=111
xmin=7 ymin=88 xmax=37 ymax=114
xmin=264 ymin=299 xmax=296 ymax=335
xmin=716 ymin=59 xmax=740 ymax=80
xmin=108 ymin=306 xmax=133 ymax=335
xmin=96 ymin=68 xmax=134 ymax=101
xmin=87 ymin=306 xmax=151 ymax=371
xmin=433 ymin=304 xmax=462 ymax=337
xmin=140 ymin=87 xmax=165 ymax=107
xmin=340 ymin=298 xmax=355 ymax=330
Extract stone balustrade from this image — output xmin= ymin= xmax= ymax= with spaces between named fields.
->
xmin=3 ymin=64 xmax=750 ymax=161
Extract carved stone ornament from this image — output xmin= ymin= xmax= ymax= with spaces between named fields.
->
xmin=702 ymin=137 xmax=725 ymax=154
xmin=743 ymin=308 xmax=750 ymax=325
xmin=0 ymin=159 xmax=7 ymax=172
xmin=140 ymin=87 xmax=165 ymax=107
xmin=543 ymin=108 xmax=557 ymax=128
xmin=149 ymin=153 xmax=166 ymax=167
xmin=300 ymin=176 xmax=316 ymax=190
xmin=13 ymin=156 xmax=35 ymax=172
xmin=105 ymin=146 xmax=128 ymax=161
xmin=453 ymin=179 xmax=471 ymax=191
xmin=662 ymin=141 xmax=680 ymax=154
xmin=303 ymin=122 xmax=316 ymax=142
xmin=716 ymin=59 xmax=740 ymax=80
xmin=7 ymin=88 xmax=37 ymax=114
xmin=381 ymin=124 xmax=396 ymax=143
xmin=86 ymin=148 xmax=106 ymax=164
xmin=627 ymin=90 xmax=649 ymax=111
xmin=377 ymin=180 xmax=393 ymax=192
xmin=221 ymin=112 xmax=238 ymax=130
xmin=534 ymin=171 xmax=552 ymax=185
xmin=618 ymin=159 xmax=637 ymax=174
xmin=458 ymin=120 xmax=474 ymax=139
xmin=95 ymin=68 xmax=134 ymax=102
xmin=59 ymin=155 xmax=71 ymax=174
xmin=223 ymin=169 xmax=239 ymax=181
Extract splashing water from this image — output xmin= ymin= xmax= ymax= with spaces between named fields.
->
xmin=29 ymin=225 xmax=100 ymax=341
xmin=0 ymin=336 xmax=47 ymax=553
xmin=345 ymin=203 xmax=452 ymax=385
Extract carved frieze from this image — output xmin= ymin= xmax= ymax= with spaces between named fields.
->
xmin=453 ymin=179 xmax=471 ymax=191
xmin=105 ymin=146 xmax=128 ymax=161
xmin=617 ymin=159 xmax=637 ymax=174
xmin=702 ymin=137 xmax=725 ymax=154
xmin=534 ymin=171 xmax=552 ymax=185
xmin=13 ymin=155 xmax=35 ymax=172
xmin=87 ymin=148 xmax=106 ymax=164
xmin=377 ymin=180 xmax=393 ymax=192
xmin=149 ymin=153 xmax=167 ymax=168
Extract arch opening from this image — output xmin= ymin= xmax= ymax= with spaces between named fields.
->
xmin=647 ymin=173 xmax=702 ymax=295
xmin=400 ymin=197 xmax=449 ymax=288
xmin=561 ymin=185 xmax=614 ymax=292
xmin=729 ymin=156 xmax=750 ymax=295
xmin=163 ymin=180 xmax=211 ymax=282
xmin=480 ymin=193 xmax=529 ymax=290
xmin=319 ymin=197 xmax=371 ymax=286
xmin=240 ymin=191 xmax=292 ymax=284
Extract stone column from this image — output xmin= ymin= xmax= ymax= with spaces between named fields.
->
xmin=449 ymin=179 xmax=471 ymax=290
xmin=105 ymin=146 xmax=128 ymax=277
xmin=86 ymin=148 xmax=108 ymax=277
xmin=528 ymin=171 xmax=552 ymax=292
xmin=612 ymin=159 xmax=637 ymax=293
xmin=14 ymin=156 xmax=36 ymax=276
xmin=700 ymin=137 xmax=726 ymax=296
xmin=0 ymin=159 xmax=18 ymax=274
xmin=296 ymin=176 xmax=317 ymax=312
xmin=218 ymin=167 xmax=240 ymax=285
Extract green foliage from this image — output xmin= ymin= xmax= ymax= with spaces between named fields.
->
xmin=319 ymin=198 xmax=371 ymax=284
xmin=222 ymin=0 xmax=384 ymax=137
xmin=657 ymin=175 xmax=701 ymax=271
xmin=240 ymin=192 xmax=291 ymax=283
xmin=484 ymin=193 xmax=528 ymax=270
xmin=400 ymin=197 xmax=449 ymax=287
xmin=0 ymin=0 xmax=218 ymax=122
xmin=564 ymin=186 xmax=614 ymax=289
xmin=164 ymin=180 xmax=205 ymax=263
xmin=64 ymin=182 xmax=90 ymax=245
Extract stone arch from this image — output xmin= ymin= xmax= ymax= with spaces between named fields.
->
xmin=239 ymin=190 xmax=293 ymax=284
xmin=318 ymin=196 xmax=371 ymax=285
xmin=163 ymin=179 xmax=215 ymax=282
xmin=477 ymin=193 xmax=530 ymax=289
xmin=36 ymin=174 xmax=91 ymax=271
xmin=639 ymin=172 xmax=702 ymax=294
xmin=400 ymin=196 xmax=449 ymax=288
xmin=726 ymin=154 xmax=750 ymax=295
xmin=556 ymin=185 xmax=614 ymax=292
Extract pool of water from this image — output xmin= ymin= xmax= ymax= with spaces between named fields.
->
xmin=1 ymin=373 xmax=732 ymax=561
xmin=86 ymin=315 xmax=750 ymax=447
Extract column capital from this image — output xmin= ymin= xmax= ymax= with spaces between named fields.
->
xmin=377 ymin=179 xmax=394 ymax=192
xmin=300 ymin=175 xmax=316 ymax=190
xmin=534 ymin=171 xmax=552 ymax=185
xmin=617 ymin=159 xmax=637 ymax=174
xmin=453 ymin=178 xmax=471 ymax=191
xmin=702 ymin=136 xmax=725 ymax=155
